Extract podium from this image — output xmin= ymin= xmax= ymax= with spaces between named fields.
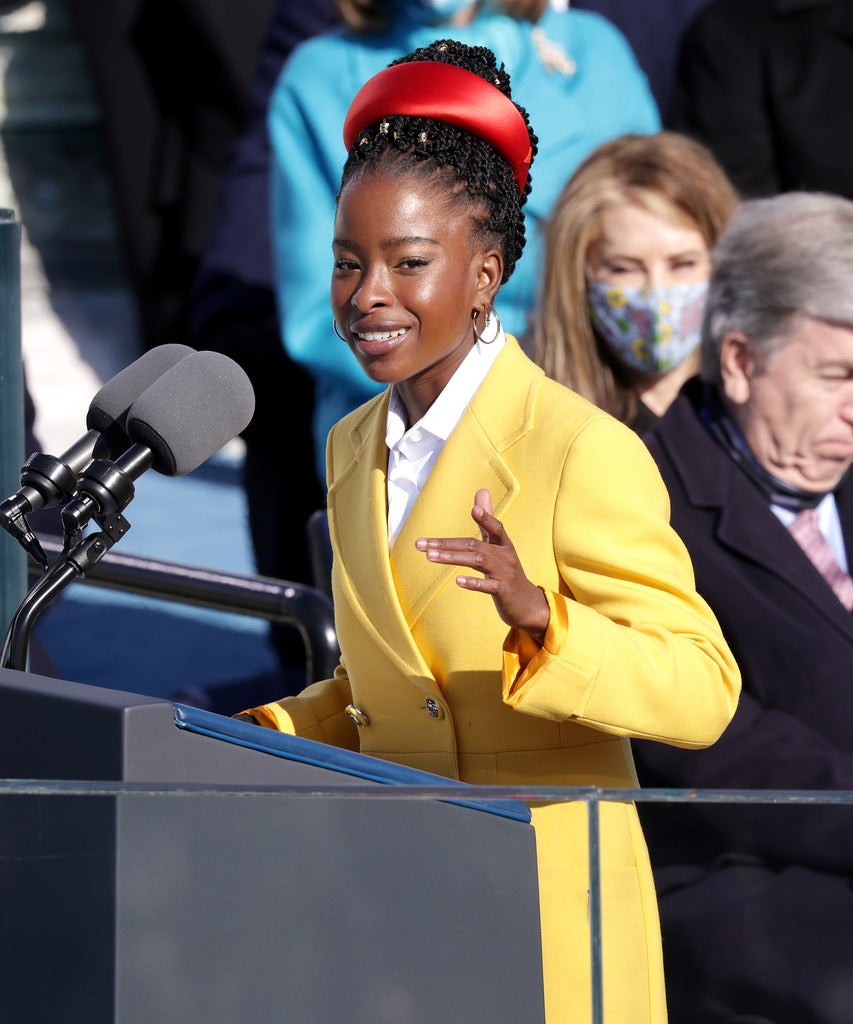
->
xmin=0 ymin=669 xmax=545 ymax=1023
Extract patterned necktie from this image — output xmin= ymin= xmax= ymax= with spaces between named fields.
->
xmin=788 ymin=507 xmax=853 ymax=611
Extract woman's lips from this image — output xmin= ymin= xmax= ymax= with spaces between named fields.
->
xmin=353 ymin=326 xmax=409 ymax=356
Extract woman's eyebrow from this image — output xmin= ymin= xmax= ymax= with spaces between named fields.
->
xmin=383 ymin=234 xmax=441 ymax=247
xmin=333 ymin=234 xmax=441 ymax=249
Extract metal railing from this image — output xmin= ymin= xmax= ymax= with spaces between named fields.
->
xmin=30 ymin=536 xmax=340 ymax=682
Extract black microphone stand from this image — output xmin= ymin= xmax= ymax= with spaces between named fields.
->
xmin=0 ymin=452 xmax=146 ymax=671
xmin=1 ymin=532 xmax=115 ymax=671
xmin=0 ymin=447 xmax=86 ymax=569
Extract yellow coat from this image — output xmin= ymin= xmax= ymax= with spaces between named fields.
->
xmin=252 ymin=338 xmax=740 ymax=1023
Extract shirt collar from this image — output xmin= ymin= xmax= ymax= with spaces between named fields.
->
xmin=385 ymin=327 xmax=506 ymax=451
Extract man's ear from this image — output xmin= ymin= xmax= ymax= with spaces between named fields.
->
xmin=720 ymin=331 xmax=755 ymax=405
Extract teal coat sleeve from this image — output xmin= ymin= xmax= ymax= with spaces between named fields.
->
xmin=267 ymin=31 xmax=386 ymax=477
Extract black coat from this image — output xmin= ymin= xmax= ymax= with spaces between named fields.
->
xmin=673 ymin=0 xmax=853 ymax=199
xmin=633 ymin=378 xmax=853 ymax=1024
xmin=65 ymin=0 xmax=338 ymax=350
xmin=575 ymin=0 xmax=711 ymax=121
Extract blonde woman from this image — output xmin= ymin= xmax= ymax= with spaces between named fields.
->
xmin=532 ymin=131 xmax=738 ymax=431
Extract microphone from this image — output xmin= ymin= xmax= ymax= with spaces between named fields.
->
xmin=0 ymin=344 xmax=196 ymax=565
xmin=85 ymin=342 xmax=199 ymax=455
xmin=60 ymin=351 xmax=255 ymax=540
xmin=15 ymin=343 xmax=196 ymax=506
xmin=125 ymin=350 xmax=256 ymax=476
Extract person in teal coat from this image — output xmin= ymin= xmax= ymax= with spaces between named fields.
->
xmin=268 ymin=0 xmax=660 ymax=477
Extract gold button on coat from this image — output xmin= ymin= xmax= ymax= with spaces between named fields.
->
xmin=424 ymin=697 xmax=444 ymax=719
xmin=344 ymin=704 xmax=369 ymax=727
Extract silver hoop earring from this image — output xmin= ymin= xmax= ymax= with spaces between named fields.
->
xmin=472 ymin=304 xmax=500 ymax=344
xmin=332 ymin=319 xmax=347 ymax=342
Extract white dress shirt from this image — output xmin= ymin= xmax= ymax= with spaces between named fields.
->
xmin=385 ymin=326 xmax=505 ymax=547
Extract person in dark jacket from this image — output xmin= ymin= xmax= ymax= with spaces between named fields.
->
xmin=633 ymin=191 xmax=853 ymax=1024
xmin=672 ymin=0 xmax=853 ymax=199
xmin=66 ymin=1 xmax=338 ymax=690
xmin=188 ymin=0 xmax=336 ymax=650
xmin=574 ymin=0 xmax=711 ymax=121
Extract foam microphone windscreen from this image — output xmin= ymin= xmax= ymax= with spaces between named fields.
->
xmin=86 ymin=344 xmax=196 ymax=436
xmin=125 ymin=351 xmax=256 ymax=476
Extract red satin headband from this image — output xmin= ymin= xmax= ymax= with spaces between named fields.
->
xmin=343 ymin=61 xmax=532 ymax=194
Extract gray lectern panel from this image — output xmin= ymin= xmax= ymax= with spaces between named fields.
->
xmin=115 ymin=793 xmax=541 ymax=1024
xmin=0 ymin=671 xmax=531 ymax=815
xmin=0 ymin=670 xmax=546 ymax=1023
xmin=0 ymin=668 xmax=380 ymax=785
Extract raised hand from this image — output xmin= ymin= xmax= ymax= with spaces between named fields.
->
xmin=415 ymin=488 xmax=550 ymax=645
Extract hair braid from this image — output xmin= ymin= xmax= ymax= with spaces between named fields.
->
xmin=340 ymin=39 xmax=538 ymax=283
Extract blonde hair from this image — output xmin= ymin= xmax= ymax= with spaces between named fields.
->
xmin=335 ymin=0 xmax=548 ymax=33
xmin=531 ymin=132 xmax=739 ymax=421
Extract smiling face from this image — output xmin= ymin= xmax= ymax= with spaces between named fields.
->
xmin=722 ymin=317 xmax=853 ymax=492
xmin=587 ymin=199 xmax=710 ymax=291
xmin=331 ymin=167 xmax=502 ymax=425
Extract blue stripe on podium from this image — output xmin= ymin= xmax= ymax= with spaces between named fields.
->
xmin=174 ymin=703 xmax=532 ymax=824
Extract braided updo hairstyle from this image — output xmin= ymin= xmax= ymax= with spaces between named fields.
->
xmin=340 ymin=39 xmax=538 ymax=284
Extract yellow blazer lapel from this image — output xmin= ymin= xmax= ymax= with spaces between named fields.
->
xmin=328 ymin=339 xmax=541 ymax=679
xmin=327 ymin=393 xmax=435 ymax=683
xmin=392 ymin=338 xmax=538 ymax=628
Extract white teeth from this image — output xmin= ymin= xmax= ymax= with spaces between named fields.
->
xmin=357 ymin=328 xmax=406 ymax=342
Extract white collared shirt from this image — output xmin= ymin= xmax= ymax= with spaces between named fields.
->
xmin=773 ymin=493 xmax=849 ymax=572
xmin=385 ymin=327 xmax=506 ymax=547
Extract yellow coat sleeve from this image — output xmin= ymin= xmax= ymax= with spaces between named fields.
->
xmin=503 ymin=416 xmax=740 ymax=748
xmin=243 ymin=664 xmax=360 ymax=750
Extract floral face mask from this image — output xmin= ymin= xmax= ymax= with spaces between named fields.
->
xmin=587 ymin=279 xmax=708 ymax=374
